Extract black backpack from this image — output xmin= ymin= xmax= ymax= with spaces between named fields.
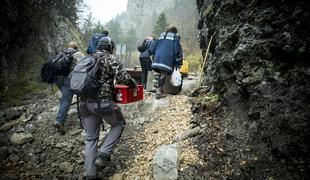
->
xmin=69 ymin=55 xmax=102 ymax=97
xmin=137 ymin=39 xmax=149 ymax=52
xmin=41 ymin=49 xmax=77 ymax=83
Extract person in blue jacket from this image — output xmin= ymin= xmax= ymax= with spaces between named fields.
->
xmin=151 ymin=26 xmax=183 ymax=99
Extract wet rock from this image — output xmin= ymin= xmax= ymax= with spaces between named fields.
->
xmin=197 ymin=0 xmax=310 ymax=169
xmin=69 ymin=129 xmax=83 ymax=136
xmin=110 ymin=173 xmax=123 ymax=180
xmin=9 ymin=154 xmax=20 ymax=163
xmin=0 ymin=135 xmax=9 ymax=146
xmin=0 ymin=147 xmax=9 ymax=161
xmin=3 ymin=107 xmax=23 ymax=121
xmin=55 ymin=142 xmax=73 ymax=152
xmin=10 ymin=132 xmax=33 ymax=145
xmin=153 ymin=98 xmax=169 ymax=110
xmin=153 ymin=143 xmax=181 ymax=180
xmin=24 ymin=124 xmax=35 ymax=133
xmin=173 ymin=127 xmax=201 ymax=142
xmin=25 ymin=152 xmax=38 ymax=163
xmin=0 ymin=114 xmax=33 ymax=132
xmin=59 ymin=161 xmax=74 ymax=173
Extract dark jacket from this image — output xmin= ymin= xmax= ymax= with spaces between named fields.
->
xmin=139 ymin=39 xmax=155 ymax=59
xmin=151 ymin=32 xmax=183 ymax=74
xmin=97 ymin=51 xmax=137 ymax=100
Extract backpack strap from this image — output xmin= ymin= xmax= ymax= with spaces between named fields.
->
xmin=164 ymin=32 xmax=167 ymax=39
xmin=76 ymin=95 xmax=84 ymax=129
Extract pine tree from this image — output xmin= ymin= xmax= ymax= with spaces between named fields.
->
xmin=125 ymin=26 xmax=138 ymax=52
xmin=153 ymin=12 xmax=169 ymax=36
xmin=81 ymin=13 xmax=94 ymax=42
xmin=106 ymin=19 xmax=122 ymax=44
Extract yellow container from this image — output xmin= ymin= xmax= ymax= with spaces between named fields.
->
xmin=180 ymin=60 xmax=189 ymax=76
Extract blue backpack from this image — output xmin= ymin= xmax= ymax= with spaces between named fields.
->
xmin=86 ymin=33 xmax=106 ymax=54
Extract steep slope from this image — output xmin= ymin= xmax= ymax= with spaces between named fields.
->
xmin=0 ymin=0 xmax=85 ymax=108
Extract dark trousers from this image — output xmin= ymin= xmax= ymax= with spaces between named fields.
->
xmin=157 ymin=70 xmax=168 ymax=93
xmin=139 ymin=57 xmax=152 ymax=88
xmin=79 ymin=99 xmax=125 ymax=177
xmin=55 ymin=76 xmax=73 ymax=125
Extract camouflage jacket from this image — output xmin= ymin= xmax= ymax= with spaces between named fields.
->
xmin=96 ymin=50 xmax=137 ymax=100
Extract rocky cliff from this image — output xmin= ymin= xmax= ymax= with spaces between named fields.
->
xmin=0 ymin=1 xmax=85 ymax=107
xmin=195 ymin=0 xmax=310 ymax=178
xmin=117 ymin=0 xmax=198 ymax=42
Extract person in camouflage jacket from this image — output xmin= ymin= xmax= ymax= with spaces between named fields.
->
xmin=79 ymin=36 xmax=136 ymax=179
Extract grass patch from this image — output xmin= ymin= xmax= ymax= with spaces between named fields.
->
xmin=196 ymin=92 xmax=221 ymax=113
xmin=1 ymin=77 xmax=47 ymax=107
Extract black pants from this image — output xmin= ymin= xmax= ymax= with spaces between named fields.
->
xmin=157 ymin=70 xmax=168 ymax=93
xmin=139 ymin=57 xmax=152 ymax=88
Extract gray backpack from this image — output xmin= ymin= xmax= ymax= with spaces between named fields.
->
xmin=69 ymin=55 xmax=102 ymax=97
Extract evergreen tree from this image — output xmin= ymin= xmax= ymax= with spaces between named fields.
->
xmin=81 ymin=13 xmax=94 ymax=42
xmin=92 ymin=21 xmax=105 ymax=34
xmin=153 ymin=12 xmax=169 ymax=36
xmin=125 ymin=26 xmax=138 ymax=52
xmin=106 ymin=19 xmax=122 ymax=44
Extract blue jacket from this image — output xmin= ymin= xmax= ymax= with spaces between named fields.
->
xmin=151 ymin=32 xmax=183 ymax=74
xmin=139 ymin=39 xmax=154 ymax=59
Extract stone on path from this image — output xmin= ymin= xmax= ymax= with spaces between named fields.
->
xmin=153 ymin=143 xmax=181 ymax=180
xmin=59 ymin=161 xmax=74 ymax=173
xmin=10 ymin=132 xmax=33 ymax=145
xmin=173 ymin=126 xmax=202 ymax=142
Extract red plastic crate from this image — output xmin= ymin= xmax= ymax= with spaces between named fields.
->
xmin=114 ymin=84 xmax=144 ymax=104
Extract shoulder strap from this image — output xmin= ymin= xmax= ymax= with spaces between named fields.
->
xmin=164 ymin=32 xmax=167 ymax=39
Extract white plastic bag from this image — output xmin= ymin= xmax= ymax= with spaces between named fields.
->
xmin=170 ymin=68 xmax=182 ymax=86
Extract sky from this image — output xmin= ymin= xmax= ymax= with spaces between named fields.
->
xmin=83 ymin=0 xmax=128 ymax=24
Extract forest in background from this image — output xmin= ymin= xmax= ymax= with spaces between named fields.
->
xmin=79 ymin=0 xmax=201 ymax=70
xmin=0 ymin=0 xmax=200 ymax=107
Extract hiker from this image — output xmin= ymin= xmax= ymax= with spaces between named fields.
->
xmin=86 ymin=29 xmax=109 ymax=55
xmin=138 ymin=36 xmax=155 ymax=89
xmin=53 ymin=41 xmax=84 ymax=134
xmin=68 ymin=41 xmax=85 ymax=62
xmin=151 ymin=26 xmax=183 ymax=99
xmin=79 ymin=36 xmax=137 ymax=179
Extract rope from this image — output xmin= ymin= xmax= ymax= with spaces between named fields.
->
xmin=196 ymin=34 xmax=214 ymax=89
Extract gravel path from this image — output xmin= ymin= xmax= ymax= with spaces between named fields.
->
xmin=0 ymin=79 xmax=200 ymax=179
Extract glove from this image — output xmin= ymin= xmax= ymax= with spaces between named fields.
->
xmin=129 ymin=80 xmax=137 ymax=88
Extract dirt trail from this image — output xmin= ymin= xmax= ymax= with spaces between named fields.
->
xmin=111 ymin=93 xmax=199 ymax=179
xmin=0 ymin=79 xmax=200 ymax=179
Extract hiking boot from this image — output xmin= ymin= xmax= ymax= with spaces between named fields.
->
xmin=155 ymin=93 xmax=166 ymax=99
xmin=95 ymin=154 xmax=111 ymax=169
xmin=53 ymin=122 xmax=65 ymax=135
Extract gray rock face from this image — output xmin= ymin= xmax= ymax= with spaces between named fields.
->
xmin=10 ymin=132 xmax=33 ymax=145
xmin=153 ymin=143 xmax=181 ymax=180
xmin=197 ymin=0 xmax=310 ymax=158
xmin=0 ymin=147 xmax=9 ymax=161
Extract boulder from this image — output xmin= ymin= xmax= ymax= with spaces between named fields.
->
xmin=153 ymin=143 xmax=181 ymax=180
xmin=59 ymin=161 xmax=74 ymax=173
xmin=10 ymin=132 xmax=33 ymax=145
